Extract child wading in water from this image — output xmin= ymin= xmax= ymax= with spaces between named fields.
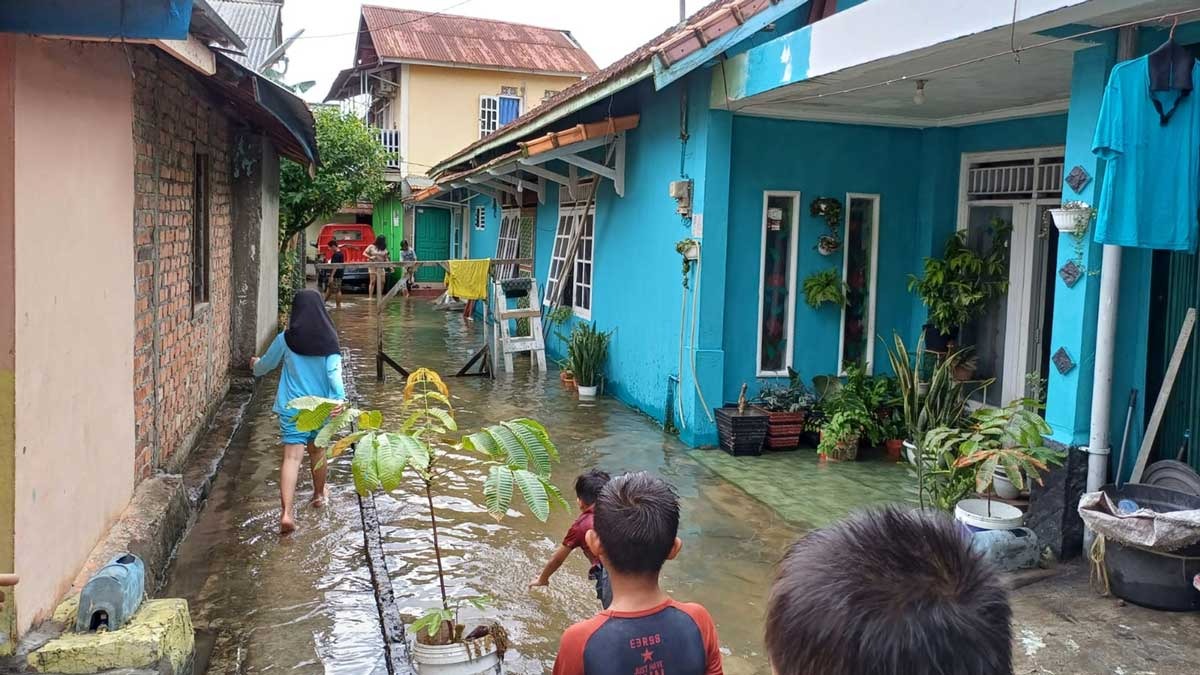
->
xmin=531 ymin=470 xmax=612 ymax=607
xmin=552 ymin=472 xmax=723 ymax=675
xmin=251 ymin=289 xmax=345 ymax=534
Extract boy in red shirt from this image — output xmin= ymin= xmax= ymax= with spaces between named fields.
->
xmin=531 ymin=469 xmax=612 ymax=607
xmin=552 ymin=472 xmax=723 ymax=675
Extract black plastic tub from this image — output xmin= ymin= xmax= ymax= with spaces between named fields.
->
xmin=715 ymin=406 xmax=768 ymax=456
xmin=1101 ymin=483 xmax=1200 ymax=612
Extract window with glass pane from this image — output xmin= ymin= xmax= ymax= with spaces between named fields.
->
xmin=841 ymin=195 xmax=878 ymax=371
xmin=572 ymin=211 xmax=594 ymax=318
xmin=959 ymin=205 xmax=1013 ymax=407
xmin=758 ymin=193 xmax=799 ymax=375
xmin=495 ymin=209 xmax=521 ymax=279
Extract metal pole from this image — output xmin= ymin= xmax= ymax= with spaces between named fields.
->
xmin=680 ymin=0 xmax=686 ymax=23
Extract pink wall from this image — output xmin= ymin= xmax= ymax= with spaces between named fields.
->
xmin=11 ymin=37 xmax=136 ymax=634
xmin=0 ymin=36 xmax=17 ymax=647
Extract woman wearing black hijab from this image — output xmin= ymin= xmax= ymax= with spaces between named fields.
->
xmin=251 ymin=289 xmax=345 ymax=534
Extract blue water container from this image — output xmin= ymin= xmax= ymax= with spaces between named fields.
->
xmin=76 ymin=553 xmax=145 ymax=632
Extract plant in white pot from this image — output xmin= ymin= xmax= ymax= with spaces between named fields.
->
xmin=562 ymin=322 xmax=611 ymax=401
xmin=925 ymin=400 xmax=1064 ymax=530
xmin=291 ymin=368 xmax=564 ymax=674
xmin=1048 ymin=200 xmax=1094 ymax=236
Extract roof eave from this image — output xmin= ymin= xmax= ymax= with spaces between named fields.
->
xmin=377 ymin=57 xmax=594 ymax=79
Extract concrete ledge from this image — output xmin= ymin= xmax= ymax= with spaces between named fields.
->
xmin=27 ymin=599 xmax=193 ymax=675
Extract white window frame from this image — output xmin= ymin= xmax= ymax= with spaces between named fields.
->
xmin=838 ymin=193 xmax=881 ymax=375
xmin=479 ymin=95 xmax=499 ymax=138
xmin=755 ymin=191 xmax=801 ymax=378
xmin=955 ymin=146 xmax=1064 ymax=406
xmin=544 ymin=185 xmax=596 ymax=319
xmin=473 ymin=205 xmax=486 ymax=231
xmin=496 ymin=208 xmax=521 ymax=278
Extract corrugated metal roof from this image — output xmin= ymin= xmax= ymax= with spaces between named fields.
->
xmin=359 ymin=4 xmax=598 ymax=75
xmin=429 ymin=0 xmax=752 ymax=175
xmin=211 ymin=0 xmax=282 ymax=71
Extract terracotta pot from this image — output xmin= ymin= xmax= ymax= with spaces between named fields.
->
xmin=885 ymin=439 xmax=904 ymax=460
xmin=560 ymin=372 xmax=576 ymax=390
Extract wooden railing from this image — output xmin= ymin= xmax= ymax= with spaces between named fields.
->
xmin=373 ymin=128 xmax=402 ymax=170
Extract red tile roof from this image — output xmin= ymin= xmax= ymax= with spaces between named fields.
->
xmin=359 ymin=5 xmax=599 ymax=76
xmin=429 ymin=0 xmax=758 ymax=175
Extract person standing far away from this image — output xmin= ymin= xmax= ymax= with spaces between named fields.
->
xmin=552 ymin=472 xmax=724 ymax=675
xmin=399 ymin=239 xmax=418 ymax=296
xmin=250 ymin=289 xmax=345 ymax=535
xmin=364 ymin=234 xmax=390 ymax=299
xmin=324 ymin=240 xmax=345 ymax=309
xmin=530 ymin=470 xmax=613 ymax=607
xmin=764 ymin=506 xmax=1012 ymax=675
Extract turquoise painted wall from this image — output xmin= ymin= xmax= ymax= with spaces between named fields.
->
xmin=722 ymin=113 xmax=1067 ymax=404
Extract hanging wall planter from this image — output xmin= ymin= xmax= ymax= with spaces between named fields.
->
xmin=816 ymin=235 xmax=841 ymax=256
xmin=1049 ymin=202 xmax=1094 ymax=235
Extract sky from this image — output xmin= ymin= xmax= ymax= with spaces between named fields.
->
xmin=279 ymin=0 xmax=705 ymax=103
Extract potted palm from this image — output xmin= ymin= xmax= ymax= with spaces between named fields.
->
xmin=562 ymin=323 xmax=611 ymax=400
xmin=907 ymin=219 xmax=1010 ymax=352
xmin=291 ymin=369 xmax=564 ymax=674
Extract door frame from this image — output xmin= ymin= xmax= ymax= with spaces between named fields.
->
xmin=956 ymin=146 xmax=1064 ymax=404
xmin=413 ymin=205 xmax=452 ymax=285
xmin=838 ymin=193 xmax=881 ymax=375
xmin=756 ymin=190 xmax=801 ymax=378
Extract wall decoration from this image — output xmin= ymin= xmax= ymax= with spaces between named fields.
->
xmin=810 ymin=196 xmax=843 ymax=254
xmin=1065 ymin=165 xmax=1091 ymax=193
xmin=1058 ymin=260 xmax=1082 ymax=288
xmin=1052 ymin=347 xmax=1076 ymax=375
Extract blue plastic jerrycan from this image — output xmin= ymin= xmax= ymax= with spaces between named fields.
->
xmin=76 ymin=553 xmax=145 ymax=632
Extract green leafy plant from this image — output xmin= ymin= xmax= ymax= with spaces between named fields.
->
xmin=810 ymin=196 xmax=843 ymax=230
xmin=1056 ymin=202 xmax=1098 ymax=276
xmin=802 ymin=268 xmax=848 ymax=309
xmin=818 ymin=409 xmax=871 ymax=460
xmin=907 ymin=219 xmax=1011 ymax=336
xmin=289 ymin=368 xmax=564 ymax=645
xmin=675 ymin=238 xmax=699 ymax=289
xmin=561 ymin=322 xmax=611 ymax=388
xmin=754 ymin=368 xmax=815 ymax=413
xmin=545 ymin=306 xmax=573 ymax=328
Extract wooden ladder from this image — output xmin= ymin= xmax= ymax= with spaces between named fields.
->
xmin=492 ymin=277 xmax=547 ymax=373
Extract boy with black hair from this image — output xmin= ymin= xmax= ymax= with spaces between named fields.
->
xmin=765 ymin=506 xmax=1012 ymax=675
xmin=552 ymin=472 xmax=723 ymax=675
xmin=531 ymin=469 xmax=612 ymax=607
xmin=323 ymin=240 xmax=345 ymax=309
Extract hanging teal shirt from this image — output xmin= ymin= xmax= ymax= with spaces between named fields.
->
xmin=1093 ymin=55 xmax=1200 ymax=252
xmin=252 ymin=333 xmax=345 ymax=416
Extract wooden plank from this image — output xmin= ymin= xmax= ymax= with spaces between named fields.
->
xmin=316 ymin=258 xmax=532 ymax=270
xmin=152 ymin=35 xmax=216 ymax=76
xmin=1131 ymin=307 xmax=1197 ymax=483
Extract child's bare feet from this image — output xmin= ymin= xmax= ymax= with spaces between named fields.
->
xmin=280 ymin=514 xmax=297 ymax=535
xmin=311 ymin=486 xmax=330 ymax=508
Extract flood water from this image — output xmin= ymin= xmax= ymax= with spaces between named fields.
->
xmin=168 ymin=295 xmax=801 ymax=674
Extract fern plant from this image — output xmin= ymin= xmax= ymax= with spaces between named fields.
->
xmin=289 ymin=368 xmax=564 ymax=645
xmin=802 ymin=268 xmax=847 ymax=309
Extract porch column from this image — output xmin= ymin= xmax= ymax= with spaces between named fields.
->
xmin=230 ymin=133 xmax=281 ymax=369
xmin=679 ymin=102 xmax=732 ymax=447
xmin=1044 ymin=37 xmax=1120 ymax=446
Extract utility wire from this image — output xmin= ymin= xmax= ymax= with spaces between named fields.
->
xmin=742 ymin=6 xmax=1200 ymax=110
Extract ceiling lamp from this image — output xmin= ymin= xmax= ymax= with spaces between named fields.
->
xmin=913 ymin=79 xmax=927 ymax=105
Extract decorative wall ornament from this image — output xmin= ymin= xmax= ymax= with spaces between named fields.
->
xmin=1059 ymin=260 xmax=1082 ymax=288
xmin=1052 ymin=347 xmax=1076 ymax=375
xmin=1065 ymin=165 xmax=1091 ymax=193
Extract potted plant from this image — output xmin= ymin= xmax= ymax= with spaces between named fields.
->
xmin=753 ymin=368 xmax=814 ymax=450
xmin=1048 ymin=200 xmax=1094 ymax=235
xmin=817 ymin=408 xmax=873 ymax=461
xmin=907 ymin=219 xmax=1011 ymax=352
xmin=676 ymin=238 xmax=700 ymax=288
xmin=816 ymin=234 xmax=841 ymax=256
xmin=562 ymin=322 xmax=611 ymax=400
xmin=925 ymin=399 xmax=1065 ymax=529
xmin=290 ymin=369 xmax=563 ymax=673
xmin=715 ymin=383 xmax=769 ymax=456
xmin=810 ymin=196 xmax=842 ymax=255
xmin=880 ymin=413 xmax=906 ymax=461
xmin=802 ymin=268 xmax=847 ymax=309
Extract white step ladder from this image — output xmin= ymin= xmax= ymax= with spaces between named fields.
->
xmin=491 ymin=277 xmax=547 ymax=373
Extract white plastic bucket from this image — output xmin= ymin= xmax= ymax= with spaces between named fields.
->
xmin=413 ymin=637 xmax=502 ymax=675
xmin=577 ymin=385 xmax=598 ymax=400
xmin=955 ymin=498 xmax=1023 ymax=531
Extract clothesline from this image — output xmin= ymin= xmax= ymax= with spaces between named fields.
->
xmin=314 ymin=257 xmax=532 ymax=270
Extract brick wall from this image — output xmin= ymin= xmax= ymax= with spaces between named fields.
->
xmin=132 ymin=48 xmax=233 ymax=480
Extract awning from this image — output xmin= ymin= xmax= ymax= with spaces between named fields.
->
xmin=408 ymin=114 xmax=638 ymax=204
xmin=206 ymin=53 xmax=318 ymax=169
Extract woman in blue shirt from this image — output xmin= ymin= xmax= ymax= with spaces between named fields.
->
xmin=251 ymin=289 xmax=345 ymax=534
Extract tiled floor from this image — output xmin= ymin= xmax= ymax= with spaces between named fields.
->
xmin=689 ymin=446 xmax=915 ymax=528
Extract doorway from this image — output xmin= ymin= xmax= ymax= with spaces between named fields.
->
xmin=414 ymin=206 xmax=451 ymax=283
xmin=957 ymin=149 xmax=1063 ymax=405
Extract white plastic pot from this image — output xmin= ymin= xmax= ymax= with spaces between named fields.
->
xmin=903 ymin=440 xmax=919 ymax=467
xmin=955 ymin=498 xmax=1023 ymax=531
xmin=681 ymin=243 xmax=700 ymax=260
xmin=1049 ymin=208 xmax=1086 ymax=234
xmin=413 ymin=637 xmax=503 ymax=675
xmin=992 ymin=467 xmax=1021 ymax=500
xmin=577 ymin=385 xmax=598 ymax=400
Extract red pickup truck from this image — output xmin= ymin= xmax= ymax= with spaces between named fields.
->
xmin=315 ymin=224 xmax=374 ymax=291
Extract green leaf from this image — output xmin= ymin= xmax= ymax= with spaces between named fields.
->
xmin=512 ymin=469 xmax=551 ymax=521
xmin=372 ymin=434 xmax=409 ymax=492
xmin=463 ymin=430 xmax=502 ymax=460
xmin=295 ymin=402 xmax=335 ymax=432
xmin=358 ymin=410 xmax=384 ymax=430
xmin=425 ymin=407 xmax=458 ymax=432
xmin=976 ymin=454 xmax=999 ymax=495
xmin=316 ymin=407 xmax=357 ymax=448
xmin=483 ymin=465 xmax=515 ymax=520
xmin=351 ymin=432 xmax=380 ymax=495
xmin=502 ymin=421 xmax=553 ymax=477
xmin=287 ymin=396 xmax=341 ymax=411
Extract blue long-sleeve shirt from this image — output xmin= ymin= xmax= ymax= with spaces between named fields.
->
xmin=253 ymin=333 xmax=345 ymax=416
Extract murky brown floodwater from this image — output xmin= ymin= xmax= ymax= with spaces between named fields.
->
xmin=168 ymin=294 xmax=801 ymax=674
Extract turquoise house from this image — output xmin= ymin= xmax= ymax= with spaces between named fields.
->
xmin=413 ymin=0 xmax=1200 ymax=490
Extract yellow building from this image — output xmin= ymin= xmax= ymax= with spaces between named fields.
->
xmin=325 ymin=5 xmax=596 ymax=277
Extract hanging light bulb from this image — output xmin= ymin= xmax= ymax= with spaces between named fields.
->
xmin=913 ymin=80 xmax=927 ymax=105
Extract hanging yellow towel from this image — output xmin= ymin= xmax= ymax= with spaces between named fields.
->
xmin=447 ymin=259 xmax=491 ymax=300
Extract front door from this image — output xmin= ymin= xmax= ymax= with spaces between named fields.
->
xmin=414 ymin=207 xmax=451 ymax=283
xmin=960 ymin=202 xmax=1057 ymax=406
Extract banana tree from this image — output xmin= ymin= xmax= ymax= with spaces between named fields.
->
xmin=289 ymin=368 xmax=565 ymax=643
